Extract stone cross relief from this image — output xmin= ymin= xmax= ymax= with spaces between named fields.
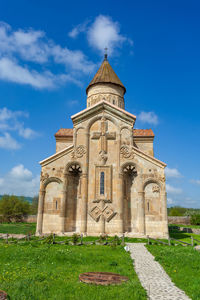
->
xmin=90 ymin=116 xmax=117 ymax=232
xmin=89 ymin=200 xmax=116 ymax=234
xmin=91 ymin=116 xmax=116 ymax=165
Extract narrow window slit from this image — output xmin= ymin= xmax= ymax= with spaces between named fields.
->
xmin=100 ymin=172 xmax=105 ymax=195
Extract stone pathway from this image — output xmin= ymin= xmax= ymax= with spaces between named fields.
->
xmin=127 ymin=243 xmax=191 ymax=300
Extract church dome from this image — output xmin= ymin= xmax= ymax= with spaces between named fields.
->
xmin=86 ymin=55 xmax=126 ymax=109
xmin=86 ymin=56 xmax=126 ymax=94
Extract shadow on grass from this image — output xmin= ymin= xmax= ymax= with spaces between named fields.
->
xmin=170 ymin=232 xmax=191 ymax=239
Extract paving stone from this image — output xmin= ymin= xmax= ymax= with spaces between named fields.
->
xmin=127 ymin=243 xmax=191 ymax=300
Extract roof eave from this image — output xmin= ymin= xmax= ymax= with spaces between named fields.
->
xmin=71 ymin=100 xmax=136 ymax=125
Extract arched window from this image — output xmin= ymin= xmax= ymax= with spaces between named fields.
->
xmin=100 ymin=172 xmax=105 ymax=195
xmin=113 ymin=99 xmax=115 ymax=105
xmin=56 ymin=200 xmax=58 ymax=210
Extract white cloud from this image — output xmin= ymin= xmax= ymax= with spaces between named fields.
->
xmin=166 ymin=184 xmax=182 ymax=194
xmin=9 ymin=164 xmax=32 ymax=181
xmin=68 ymin=20 xmax=89 ymax=39
xmin=0 ymin=107 xmax=38 ymax=149
xmin=137 ymin=111 xmax=159 ymax=125
xmin=0 ymin=132 xmax=20 ymax=149
xmin=87 ymin=15 xmax=130 ymax=55
xmin=0 ymin=164 xmax=39 ymax=196
xmin=0 ymin=21 xmax=95 ymax=89
xmin=67 ymin=100 xmax=79 ymax=106
xmin=190 ymin=179 xmax=200 ymax=185
xmin=52 ymin=46 xmax=94 ymax=74
xmin=0 ymin=57 xmax=61 ymax=89
xmin=17 ymin=126 xmax=38 ymax=139
xmin=165 ymin=167 xmax=182 ymax=178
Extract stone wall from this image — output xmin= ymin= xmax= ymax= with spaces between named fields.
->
xmin=24 ymin=215 xmax=37 ymax=223
xmin=168 ymin=216 xmax=191 ymax=225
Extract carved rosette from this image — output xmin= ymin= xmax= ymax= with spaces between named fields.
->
xmin=71 ymin=145 xmax=86 ymax=159
xmin=89 ymin=205 xmax=116 ymax=222
xmin=120 ymin=145 xmax=134 ymax=159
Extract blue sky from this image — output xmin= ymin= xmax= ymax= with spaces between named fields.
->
xmin=0 ymin=0 xmax=199 ymax=207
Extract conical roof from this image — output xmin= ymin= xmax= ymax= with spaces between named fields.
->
xmin=86 ymin=57 xmax=126 ymax=94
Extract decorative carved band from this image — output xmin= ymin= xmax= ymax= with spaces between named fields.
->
xmin=93 ymin=199 xmax=112 ymax=203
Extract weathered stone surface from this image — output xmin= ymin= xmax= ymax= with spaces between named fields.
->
xmin=168 ymin=216 xmax=191 ymax=225
xmin=36 ymin=57 xmax=168 ymax=238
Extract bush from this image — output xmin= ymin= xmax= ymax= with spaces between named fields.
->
xmin=113 ymin=235 xmax=121 ymax=245
xmin=43 ymin=234 xmax=54 ymax=244
xmin=191 ymin=214 xmax=200 ymax=225
xmin=99 ymin=234 xmax=107 ymax=243
xmin=72 ymin=233 xmax=79 ymax=245
xmin=0 ymin=195 xmax=30 ymax=222
xmin=168 ymin=206 xmax=187 ymax=216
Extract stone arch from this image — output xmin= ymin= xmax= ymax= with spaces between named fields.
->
xmin=42 ymin=177 xmax=63 ymax=233
xmin=75 ymin=127 xmax=85 ymax=149
xmin=86 ymin=114 xmax=119 ymax=133
xmin=64 ymin=161 xmax=83 ymax=175
xmin=120 ymin=161 xmax=137 ymax=175
xmin=64 ymin=161 xmax=82 ymax=232
xmin=120 ymin=126 xmax=133 ymax=146
xmin=120 ymin=126 xmax=132 ymax=133
xmin=143 ymin=178 xmax=163 ymax=192
xmin=73 ymin=126 xmax=85 ymax=137
xmin=121 ymin=162 xmax=137 ymax=232
xmin=143 ymin=179 xmax=162 ymax=233
xmin=43 ymin=177 xmax=62 ymax=190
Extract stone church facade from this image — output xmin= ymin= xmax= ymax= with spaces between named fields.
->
xmin=36 ymin=55 xmax=168 ymax=238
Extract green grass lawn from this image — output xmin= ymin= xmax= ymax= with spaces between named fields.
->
xmin=169 ymin=229 xmax=200 ymax=245
xmin=0 ymin=242 xmax=146 ymax=300
xmin=0 ymin=223 xmax=36 ymax=234
xmin=147 ymin=245 xmax=200 ymax=300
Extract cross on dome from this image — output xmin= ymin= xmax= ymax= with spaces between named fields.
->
xmin=104 ymin=47 xmax=108 ymax=61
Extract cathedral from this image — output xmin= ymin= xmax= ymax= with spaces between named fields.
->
xmin=36 ymin=54 xmax=168 ymax=238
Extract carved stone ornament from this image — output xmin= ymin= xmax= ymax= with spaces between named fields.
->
xmin=40 ymin=172 xmax=49 ymax=183
xmin=120 ymin=145 xmax=134 ymax=159
xmin=89 ymin=205 xmax=116 ymax=222
xmin=160 ymin=176 xmax=166 ymax=182
xmin=71 ymin=145 xmax=86 ymax=159
xmin=93 ymin=198 xmax=112 ymax=203
xmin=99 ymin=150 xmax=108 ymax=165
xmin=142 ymin=173 xmax=166 ymax=184
xmin=152 ymin=185 xmax=160 ymax=193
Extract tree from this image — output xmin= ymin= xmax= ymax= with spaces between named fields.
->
xmin=168 ymin=206 xmax=187 ymax=216
xmin=0 ymin=195 xmax=30 ymax=222
xmin=30 ymin=195 xmax=39 ymax=215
